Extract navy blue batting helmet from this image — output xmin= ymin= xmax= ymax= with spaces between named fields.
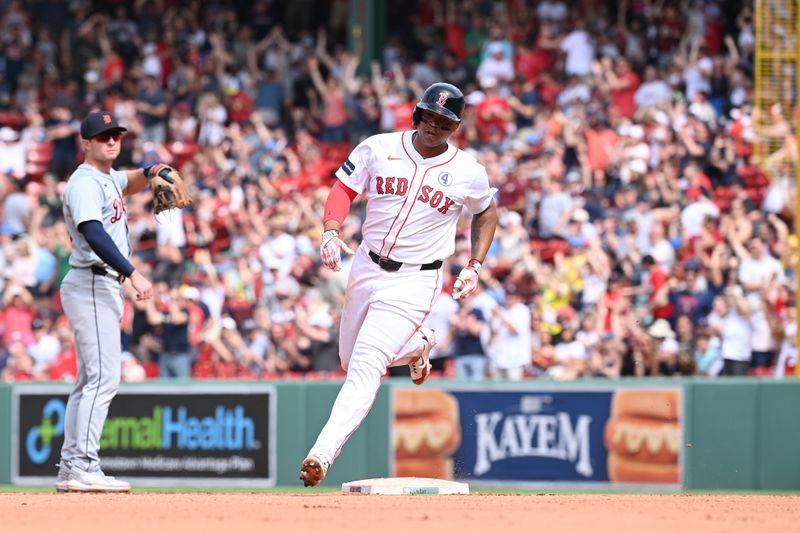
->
xmin=413 ymin=82 xmax=465 ymax=125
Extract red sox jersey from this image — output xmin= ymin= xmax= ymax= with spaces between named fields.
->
xmin=335 ymin=131 xmax=496 ymax=264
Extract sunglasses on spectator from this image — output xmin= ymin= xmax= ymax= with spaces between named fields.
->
xmin=93 ymin=132 xmax=123 ymax=143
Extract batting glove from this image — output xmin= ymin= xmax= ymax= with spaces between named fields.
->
xmin=452 ymin=259 xmax=482 ymax=300
xmin=320 ymin=229 xmax=354 ymax=272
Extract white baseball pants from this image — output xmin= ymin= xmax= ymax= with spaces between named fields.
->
xmin=308 ymin=243 xmax=443 ymax=464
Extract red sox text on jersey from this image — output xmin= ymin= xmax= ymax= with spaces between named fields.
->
xmin=374 ymin=176 xmax=456 ymax=215
xmin=336 ymin=131 xmax=494 ymax=264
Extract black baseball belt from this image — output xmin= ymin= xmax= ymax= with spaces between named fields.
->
xmin=368 ymin=250 xmax=442 ymax=272
xmin=87 ymin=265 xmax=127 ymax=284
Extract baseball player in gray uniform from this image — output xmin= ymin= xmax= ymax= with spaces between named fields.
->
xmin=56 ymin=111 xmax=158 ymax=493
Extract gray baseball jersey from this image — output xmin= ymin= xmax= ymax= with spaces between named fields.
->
xmin=63 ymin=163 xmax=131 ymax=270
xmin=59 ymin=162 xmax=130 ymax=474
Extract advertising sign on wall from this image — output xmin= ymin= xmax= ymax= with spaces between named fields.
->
xmin=13 ymin=385 xmax=276 ymax=487
xmin=393 ymin=387 xmax=682 ymax=487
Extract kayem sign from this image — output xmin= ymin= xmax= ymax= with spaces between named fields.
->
xmin=13 ymin=385 xmax=275 ymax=487
xmin=393 ymin=386 xmax=682 ymax=488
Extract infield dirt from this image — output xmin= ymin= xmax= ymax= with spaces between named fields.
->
xmin=3 ymin=493 xmax=799 ymax=532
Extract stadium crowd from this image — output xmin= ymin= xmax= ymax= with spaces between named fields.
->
xmin=0 ymin=0 xmax=797 ymax=383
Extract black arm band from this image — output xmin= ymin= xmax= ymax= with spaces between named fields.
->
xmin=78 ymin=220 xmax=136 ymax=277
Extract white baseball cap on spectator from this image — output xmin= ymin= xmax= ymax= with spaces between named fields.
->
xmin=647 ymin=319 xmax=676 ymax=339
xmin=653 ymin=110 xmax=670 ymax=125
xmin=499 ymin=210 xmax=522 ymax=227
xmin=697 ymin=57 xmax=713 ymax=73
xmin=465 ymin=91 xmax=486 ymax=106
xmin=571 ymin=208 xmax=590 ymax=223
xmin=651 ymin=127 xmax=669 ymax=142
xmin=0 ymin=127 xmax=19 ymax=142
xmin=689 ymin=102 xmax=715 ymax=123
xmin=659 ymin=337 xmax=680 ymax=354
xmin=84 ymin=70 xmax=100 ymax=84
xmin=180 ymin=285 xmax=200 ymax=301
xmin=627 ymin=125 xmax=645 ymax=140
xmin=488 ymin=42 xmax=505 ymax=56
xmin=480 ymin=76 xmax=498 ymax=90
xmin=629 ymin=159 xmax=647 ymax=175
xmin=565 ymin=168 xmax=582 ymax=183
xmin=221 ymin=317 xmax=238 ymax=330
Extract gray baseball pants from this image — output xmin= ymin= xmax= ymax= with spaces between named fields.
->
xmin=59 ymin=267 xmax=124 ymax=472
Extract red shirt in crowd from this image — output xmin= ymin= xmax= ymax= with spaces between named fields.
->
xmin=49 ymin=346 xmax=77 ymax=381
xmin=705 ymin=19 xmax=723 ymax=55
xmin=476 ymin=95 xmax=511 ymax=143
xmin=444 ymin=22 xmax=466 ymax=60
xmin=648 ymin=265 xmax=674 ymax=320
xmin=102 ymin=54 xmax=125 ymax=85
xmin=585 ymin=127 xmax=619 ymax=171
xmin=392 ymin=101 xmax=415 ymax=131
xmin=516 ymin=47 xmax=552 ymax=84
xmin=611 ymin=70 xmax=640 ymax=118
xmin=227 ymin=90 xmax=254 ymax=124
xmin=537 ymin=76 xmax=563 ymax=108
xmin=1 ymin=305 xmax=35 ymax=345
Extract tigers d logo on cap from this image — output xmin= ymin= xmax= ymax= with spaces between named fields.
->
xmin=80 ymin=111 xmax=128 ymax=139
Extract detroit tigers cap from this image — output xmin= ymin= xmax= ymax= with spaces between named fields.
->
xmin=80 ymin=111 xmax=127 ymax=139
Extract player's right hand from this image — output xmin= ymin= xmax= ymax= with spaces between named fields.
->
xmin=320 ymin=230 xmax=354 ymax=272
xmin=451 ymin=259 xmax=482 ymax=300
xmin=129 ymin=271 xmax=153 ymax=301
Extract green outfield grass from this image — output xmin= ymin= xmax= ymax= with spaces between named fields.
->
xmin=2 ymin=485 xmax=799 ymax=495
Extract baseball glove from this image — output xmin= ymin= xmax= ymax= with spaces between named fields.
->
xmin=146 ymin=163 xmax=192 ymax=214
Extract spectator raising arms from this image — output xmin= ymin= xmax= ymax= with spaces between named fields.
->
xmin=0 ymin=0 xmax=795 ymax=389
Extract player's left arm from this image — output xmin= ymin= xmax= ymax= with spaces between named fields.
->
xmin=469 ymin=201 xmax=498 ymax=264
xmin=453 ymin=166 xmax=498 ymax=300
xmin=123 ymin=168 xmax=150 ymax=195
xmin=452 ymin=201 xmax=498 ymax=300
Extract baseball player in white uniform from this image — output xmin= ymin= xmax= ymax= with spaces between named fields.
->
xmin=300 ymin=82 xmax=498 ymax=487
xmin=56 ymin=111 xmax=159 ymax=492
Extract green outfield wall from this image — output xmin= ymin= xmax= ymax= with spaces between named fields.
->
xmin=271 ymin=381 xmax=390 ymax=487
xmin=1 ymin=379 xmax=798 ymax=489
xmin=683 ymin=379 xmax=800 ymax=489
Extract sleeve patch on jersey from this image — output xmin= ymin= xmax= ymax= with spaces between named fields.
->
xmin=341 ymin=158 xmax=355 ymax=176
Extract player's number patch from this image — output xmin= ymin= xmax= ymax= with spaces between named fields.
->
xmin=342 ymin=158 xmax=355 ymax=176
